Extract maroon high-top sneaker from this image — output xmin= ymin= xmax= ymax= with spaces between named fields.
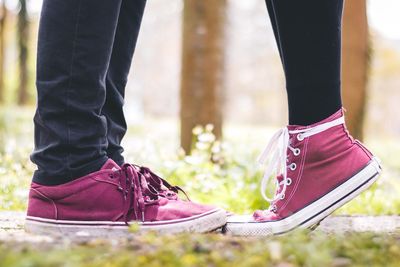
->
xmin=26 ymin=160 xmax=226 ymax=236
xmin=226 ymin=109 xmax=382 ymax=236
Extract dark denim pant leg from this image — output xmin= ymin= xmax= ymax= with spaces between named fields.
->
xmin=31 ymin=0 xmax=123 ymax=185
xmin=265 ymin=0 xmax=343 ymax=125
xmin=103 ymin=0 xmax=147 ymax=166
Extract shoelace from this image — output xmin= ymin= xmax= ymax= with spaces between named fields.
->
xmin=138 ymin=166 xmax=190 ymax=201
xmin=258 ymin=116 xmax=345 ymax=208
xmin=114 ymin=164 xmax=189 ymax=224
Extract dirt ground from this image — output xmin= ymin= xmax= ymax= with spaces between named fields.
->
xmin=1 ymin=212 xmax=399 ymax=244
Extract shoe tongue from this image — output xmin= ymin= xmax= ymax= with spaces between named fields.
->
xmin=100 ymin=159 xmax=121 ymax=171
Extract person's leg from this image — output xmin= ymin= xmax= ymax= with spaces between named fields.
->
xmin=266 ymin=0 xmax=343 ymax=126
xmin=102 ymin=0 xmax=147 ymax=166
xmin=31 ymin=0 xmax=123 ymax=185
xmin=265 ymin=0 xmax=283 ymax=61
xmin=26 ymin=0 xmax=227 ymax=234
xmin=225 ymin=0 xmax=381 ymax=236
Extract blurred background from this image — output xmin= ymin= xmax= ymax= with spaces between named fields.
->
xmin=0 ymin=0 xmax=399 ymax=214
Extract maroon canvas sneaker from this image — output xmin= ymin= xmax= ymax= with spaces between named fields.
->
xmin=25 ymin=160 xmax=226 ymax=236
xmin=226 ymin=109 xmax=382 ymax=236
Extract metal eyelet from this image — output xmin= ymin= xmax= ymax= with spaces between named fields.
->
xmin=286 ymin=178 xmax=292 ymax=186
xmin=289 ymin=163 xmax=297 ymax=171
xmin=293 ymin=148 xmax=301 ymax=156
xmin=280 ymin=193 xmax=285 ymax=200
xmin=270 ymin=204 xmax=277 ymax=213
xmin=297 ymin=134 xmax=304 ymax=141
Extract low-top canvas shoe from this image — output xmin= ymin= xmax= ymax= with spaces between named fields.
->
xmin=26 ymin=160 xmax=226 ymax=236
xmin=226 ymin=109 xmax=382 ymax=236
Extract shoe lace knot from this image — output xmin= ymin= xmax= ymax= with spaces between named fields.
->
xmin=114 ymin=164 xmax=190 ymax=224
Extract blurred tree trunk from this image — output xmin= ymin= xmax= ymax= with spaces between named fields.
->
xmin=342 ymin=0 xmax=370 ymax=141
xmin=0 ymin=0 xmax=7 ymax=104
xmin=180 ymin=0 xmax=226 ymax=153
xmin=17 ymin=0 xmax=29 ymax=105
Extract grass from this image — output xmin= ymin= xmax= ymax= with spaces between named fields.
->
xmin=1 ymin=231 xmax=400 ymax=266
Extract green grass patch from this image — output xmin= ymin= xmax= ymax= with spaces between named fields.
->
xmin=1 ymin=231 xmax=400 ymax=266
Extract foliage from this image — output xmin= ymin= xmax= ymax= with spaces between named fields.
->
xmin=0 ymin=106 xmax=33 ymax=210
xmin=0 ymin=107 xmax=400 ymax=215
xmin=159 ymin=124 xmax=265 ymax=212
xmin=1 ymin=231 xmax=400 ymax=266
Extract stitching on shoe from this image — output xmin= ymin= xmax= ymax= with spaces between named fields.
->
xmin=39 ymin=172 xmax=116 ymax=201
xmin=354 ymin=140 xmax=373 ymax=160
xmin=31 ymin=188 xmax=58 ymax=220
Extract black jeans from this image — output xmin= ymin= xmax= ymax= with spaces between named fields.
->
xmin=31 ymin=0 xmax=146 ymax=185
xmin=31 ymin=0 xmax=343 ymax=185
xmin=266 ymin=0 xmax=343 ymax=125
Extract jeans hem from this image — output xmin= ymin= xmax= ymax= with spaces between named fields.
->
xmin=32 ymin=156 xmax=109 ymax=186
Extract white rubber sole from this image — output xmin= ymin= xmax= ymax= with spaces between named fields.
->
xmin=224 ymin=158 xmax=382 ymax=236
xmin=25 ymin=208 xmax=227 ymax=238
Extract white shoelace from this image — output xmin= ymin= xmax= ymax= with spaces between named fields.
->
xmin=258 ymin=116 xmax=345 ymax=206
